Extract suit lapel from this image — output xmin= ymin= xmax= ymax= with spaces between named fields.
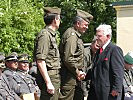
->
xmin=95 ymin=42 xmax=112 ymax=64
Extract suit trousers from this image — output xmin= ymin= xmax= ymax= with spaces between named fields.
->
xmin=87 ymin=84 xmax=122 ymax=100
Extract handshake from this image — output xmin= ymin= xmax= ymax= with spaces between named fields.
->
xmin=77 ymin=71 xmax=86 ymax=81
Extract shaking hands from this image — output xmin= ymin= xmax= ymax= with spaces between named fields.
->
xmin=77 ymin=71 xmax=86 ymax=81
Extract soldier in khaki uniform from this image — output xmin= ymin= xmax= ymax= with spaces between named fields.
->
xmin=34 ymin=7 xmax=61 ymax=100
xmin=0 ymin=53 xmax=21 ymax=100
xmin=59 ymin=9 xmax=93 ymax=100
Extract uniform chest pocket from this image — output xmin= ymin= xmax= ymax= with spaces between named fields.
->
xmin=49 ymin=39 xmax=59 ymax=57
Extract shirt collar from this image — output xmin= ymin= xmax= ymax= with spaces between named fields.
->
xmin=102 ymin=40 xmax=110 ymax=50
xmin=17 ymin=69 xmax=28 ymax=74
xmin=5 ymin=67 xmax=16 ymax=71
xmin=46 ymin=26 xmax=56 ymax=36
xmin=73 ymin=27 xmax=81 ymax=38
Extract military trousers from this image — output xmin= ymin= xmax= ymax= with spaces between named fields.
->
xmin=73 ymin=81 xmax=84 ymax=100
xmin=40 ymin=73 xmax=60 ymax=100
xmin=59 ymin=85 xmax=75 ymax=100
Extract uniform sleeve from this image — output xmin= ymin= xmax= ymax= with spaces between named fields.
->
xmin=111 ymin=46 xmax=124 ymax=92
xmin=35 ymin=31 xmax=50 ymax=60
xmin=64 ymin=35 xmax=80 ymax=76
xmin=83 ymin=47 xmax=92 ymax=72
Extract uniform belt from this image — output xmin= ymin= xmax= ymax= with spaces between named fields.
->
xmin=47 ymin=69 xmax=59 ymax=76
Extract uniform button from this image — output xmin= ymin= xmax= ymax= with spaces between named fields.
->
xmin=29 ymin=84 xmax=31 ymax=87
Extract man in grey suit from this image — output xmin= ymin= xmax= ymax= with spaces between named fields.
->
xmin=88 ymin=24 xmax=124 ymax=100
xmin=0 ymin=53 xmax=21 ymax=100
xmin=17 ymin=54 xmax=40 ymax=98
xmin=4 ymin=53 xmax=40 ymax=99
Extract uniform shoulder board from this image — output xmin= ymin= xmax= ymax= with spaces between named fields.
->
xmin=71 ymin=33 xmax=75 ymax=35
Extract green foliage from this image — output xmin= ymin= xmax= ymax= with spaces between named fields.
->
xmin=43 ymin=0 xmax=117 ymax=43
xmin=0 ymin=0 xmax=118 ymax=59
xmin=0 ymin=0 xmax=44 ymax=57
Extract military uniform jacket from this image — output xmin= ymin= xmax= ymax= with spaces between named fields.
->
xmin=34 ymin=26 xmax=60 ymax=71
xmin=91 ymin=42 xmax=124 ymax=100
xmin=123 ymin=69 xmax=133 ymax=93
xmin=83 ymin=46 xmax=92 ymax=73
xmin=3 ymin=68 xmax=38 ymax=96
xmin=0 ymin=73 xmax=21 ymax=100
xmin=17 ymin=70 xmax=39 ymax=94
xmin=59 ymin=27 xmax=84 ymax=85
xmin=81 ymin=46 xmax=92 ymax=97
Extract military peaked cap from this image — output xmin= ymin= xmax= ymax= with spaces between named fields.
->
xmin=18 ymin=54 xmax=29 ymax=63
xmin=44 ymin=7 xmax=61 ymax=15
xmin=124 ymin=51 xmax=133 ymax=64
xmin=77 ymin=9 xmax=93 ymax=23
xmin=5 ymin=52 xmax=18 ymax=61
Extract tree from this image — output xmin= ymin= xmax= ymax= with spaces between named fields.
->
xmin=0 ymin=0 xmax=44 ymax=58
xmin=43 ymin=0 xmax=116 ymax=43
xmin=0 ymin=0 xmax=117 ymax=59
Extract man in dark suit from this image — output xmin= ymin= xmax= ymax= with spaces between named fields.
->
xmin=88 ymin=24 xmax=124 ymax=100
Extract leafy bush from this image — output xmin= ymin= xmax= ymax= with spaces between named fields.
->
xmin=0 ymin=0 xmax=117 ymax=60
xmin=0 ymin=0 xmax=44 ymax=58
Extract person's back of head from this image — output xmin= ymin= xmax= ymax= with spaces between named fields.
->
xmin=91 ymin=36 xmax=99 ymax=55
xmin=43 ymin=7 xmax=61 ymax=25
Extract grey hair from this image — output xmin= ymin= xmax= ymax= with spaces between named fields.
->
xmin=96 ymin=24 xmax=112 ymax=38
xmin=73 ymin=16 xmax=84 ymax=25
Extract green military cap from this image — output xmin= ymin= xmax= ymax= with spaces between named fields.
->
xmin=18 ymin=54 xmax=29 ymax=63
xmin=124 ymin=51 xmax=133 ymax=64
xmin=77 ymin=9 xmax=93 ymax=23
xmin=0 ymin=52 xmax=6 ymax=69
xmin=5 ymin=52 xmax=18 ymax=62
xmin=44 ymin=7 xmax=61 ymax=15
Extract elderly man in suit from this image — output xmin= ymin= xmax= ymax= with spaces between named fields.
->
xmin=88 ymin=24 xmax=124 ymax=100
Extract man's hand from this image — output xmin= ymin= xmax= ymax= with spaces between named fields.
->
xmin=129 ymin=85 xmax=133 ymax=92
xmin=77 ymin=71 xmax=86 ymax=81
xmin=110 ymin=90 xmax=119 ymax=97
xmin=46 ymin=83 xmax=55 ymax=95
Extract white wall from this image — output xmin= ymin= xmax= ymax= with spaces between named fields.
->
xmin=114 ymin=5 xmax=133 ymax=55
